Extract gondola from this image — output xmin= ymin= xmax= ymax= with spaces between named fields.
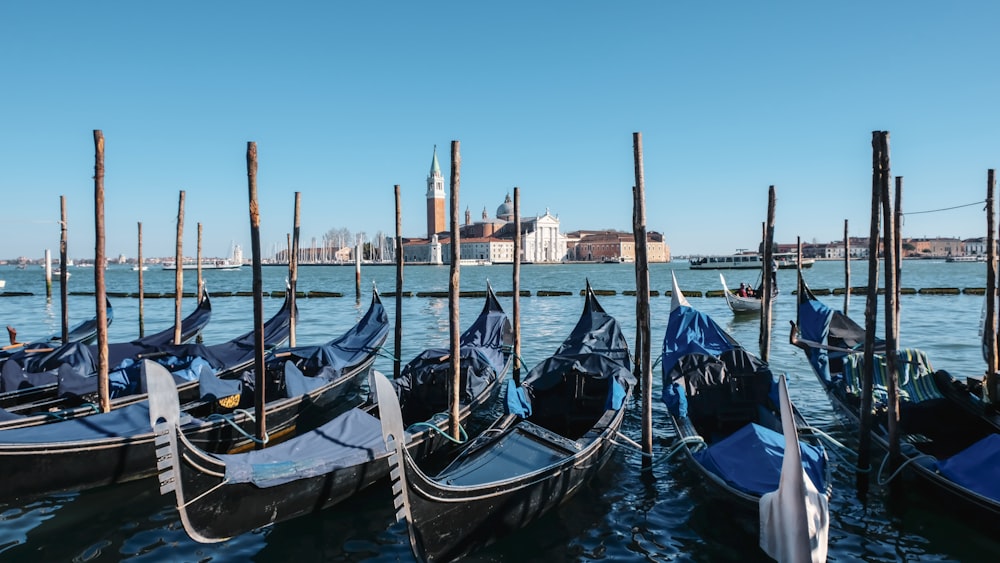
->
xmin=661 ymin=272 xmax=829 ymax=555
xmin=0 ymin=288 xmax=384 ymax=503
xmin=0 ymin=290 xmax=276 ymax=428
xmin=719 ymin=273 xmax=775 ymax=314
xmin=0 ymin=291 xmax=210 ymax=408
xmin=147 ymin=286 xmax=511 ymax=542
xmin=791 ymin=273 xmax=1000 ymax=516
xmin=0 ymin=297 xmax=115 ymax=362
xmin=378 ymin=282 xmax=633 ymax=562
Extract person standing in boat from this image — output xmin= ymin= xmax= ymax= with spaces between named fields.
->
xmin=738 ymin=283 xmax=748 ymax=298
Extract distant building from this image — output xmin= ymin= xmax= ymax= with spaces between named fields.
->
xmin=567 ymin=230 xmax=670 ymax=262
xmin=403 ymin=148 xmax=570 ymax=264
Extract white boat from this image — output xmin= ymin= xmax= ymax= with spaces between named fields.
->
xmin=162 ymin=260 xmax=241 ymax=271
xmin=720 ymin=273 xmax=776 ymax=314
xmin=0 ymin=280 xmax=5 ymax=290
xmin=163 ymin=244 xmax=243 ymax=271
xmin=690 ymin=251 xmax=814 ymax=270
xmin=946 ymin=255 xmax=985 ymax=263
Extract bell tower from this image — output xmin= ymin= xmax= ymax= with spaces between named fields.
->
xmin=426 ymin=146 xmax=446 ymax=238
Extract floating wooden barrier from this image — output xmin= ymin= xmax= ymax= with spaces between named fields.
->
xmin=3 ymin=286 xmax=987 ymax=300
xmin=664 ymin=290 xmax=704 ymax=298
xmin=623 ymin=290 xmax=660 ymax=297
xmin=584 ymin=289 xmax=617 ymax=296
xmin=918 ymin=287 xmax=960 ymax=295
xmin=307 ymin=290 xmax=343 ymax=298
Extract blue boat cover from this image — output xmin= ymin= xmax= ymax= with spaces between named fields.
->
xmin=0 ymin=402 xmax=155 ymax=444
xmin=936 ymin=433 xmax=1000 ymax=502
xmin=797 ymin=298 xmax=835 ymax=387
xmin=393 ymin=289 xmax=510 ymax=422
xmin=661 ymin=305 xmax=738 ymax=416
xmin=219 ymin=407 xmax=388 ymax=488
xmin=511 ymin=288 xmax=634 ymax=419
xmin=693 ymin=422 xmax=827 ymax=496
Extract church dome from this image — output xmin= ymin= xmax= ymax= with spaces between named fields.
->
xmin=496 ymin=193 xmax=514 ymax=221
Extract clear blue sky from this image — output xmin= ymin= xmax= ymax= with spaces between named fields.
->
xmin=3 ymin=1 xmax=999 ymax=260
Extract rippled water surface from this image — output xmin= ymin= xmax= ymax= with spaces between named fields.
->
xmin=1 ymin=259 xmax=998 ymax=561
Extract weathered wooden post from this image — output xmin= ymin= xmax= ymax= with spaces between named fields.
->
xmin=290 ymin=192 xmax=301 ymax=347
xmin=858 ymin=131 xmax=886 ymax=497
xmin=44 ymin=249 xmax=52 ymax=298
xmin=355 ymin=234 xmax=362 ymax=302
xmin=881 ymin=140 xmax=901 ymax=489
xmin=247 ymin=142 xmax=267 ymax=448
xmin=138 ymin=221 xmax=145 ymax=338
xmin=93 ymin=130 xmax=110 ymax=413
xmin=448 ymin=140 xmax=462 ymax=441
xmin=174 ymin=191 xmax=185 ymax=345
xmin=196 ymin=223 xmax=203 ymax=303
xmin=760 ymin=186 xmax=776 ymax=362
xmin=394 ymin=184 xmax=404 ymax=380
xmin=894 ymin=177 xmax=903 ymax=341
xmin=513 ymin=187 xmax=522 ymax=384
xmin=631 ymin=133 xmax=653 ymax=467
xmin=844 ymin=219 xmax=850 ymax=315
xmin=60 ymin=196 xmax=68 ymax=342
xmin=986 ymin=169 xmax=998 ymax=406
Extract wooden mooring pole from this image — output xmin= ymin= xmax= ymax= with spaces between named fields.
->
xmin=513 ymin=187 xmax=522 ymax=384
xmin=44 ymin=250 xmax=52 ymax=298
xmin=137 ymin=221 xmax=145 ymax=338
xmin=858 ymin=131 xmax=886 ymax=498
xmin=246 ymin=142 xmax=267 ymax=448
xmin=93 ymin=130 xmax=110 ymax=413
xmin=290 ymin=192 xmax=301 ymax=347
xmin=60 ymin=196 xmax=69 ymax=342
xmin=881 ymin=143 xmax=901 ymax=493
xmin=844 ymin=219 xmax=850 ymax=315
xmin=197 ymin=222 xmax=203 ymax=303
xmin=394 ymin=184 xmax=404 ymax=380
xmin=174 ymin=191 xmax=185 ymax=345
xmin=448 ymin=140 xmax=462 ymax=441
xmin=986 ymin=169 xmax=998 ymax=406
xmin=632 ymin=132 xmax=653 ymax=465
xmin=760 ymin=186 xmax=776 ymax=363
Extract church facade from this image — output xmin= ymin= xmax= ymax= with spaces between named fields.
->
xmin=403 ymin=148 xmax=570 ymax=264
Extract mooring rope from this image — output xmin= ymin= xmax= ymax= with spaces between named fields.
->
xmin=408 ymin=416 xmax=469 ymax=444
xmin=206 ymin=409 xmax=269 ymax=445
xmin=609 ymin=431 xmax=706 ymax=471
xmin=799 ymin=425 xmax=870 ymax=473
xmin=875 ymin=451 xmax=935 ymax=486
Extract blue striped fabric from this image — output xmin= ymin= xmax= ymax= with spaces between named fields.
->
xmin=842 ymin=348 xmax=942 ymax=406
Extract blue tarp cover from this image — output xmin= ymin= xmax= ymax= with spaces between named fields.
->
xmin=219 ymin=408 xmax=387 ymax=488
xmin=693 ymin=422 xmax=827 ymax=496
xmin=936 ymin=433 xmax=1000 ymax=502
xmin=661 ymin=305 xmax=737 ymax=414
xmin=797 ymin=298 xmax=835 ymax=386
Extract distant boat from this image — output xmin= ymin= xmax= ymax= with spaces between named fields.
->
xmin=132 ymin=265 xmax=149 ymax=271
xmin=162 ymin=260 xmax=240 ymax=271
xmin=458 ymin=258 xmax=492 ymax=266
xmin=164 ymin=244 xmax=243 ymax=271
xmin=720 ymin=273 xmax=776 ymax=314
xmin=0 ymin=280 xmax=5 ymax=291
xmin=690 ymin=251 xmax=814 ymax=270
xmin=945 ymin=255 xmax=985 ymax=263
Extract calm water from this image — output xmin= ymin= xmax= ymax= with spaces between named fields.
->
xmin=0 ymin=260 xmax=998 ymax=562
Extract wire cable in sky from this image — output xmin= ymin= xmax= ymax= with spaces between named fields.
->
xmin=902 ymin=200 xmax=986 ymax=215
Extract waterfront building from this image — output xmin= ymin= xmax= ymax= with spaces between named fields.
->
xmin=403 ymin=149 xmax=571 ymax=264
xmin=567 ymin=230 xmax=670 ymax=262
